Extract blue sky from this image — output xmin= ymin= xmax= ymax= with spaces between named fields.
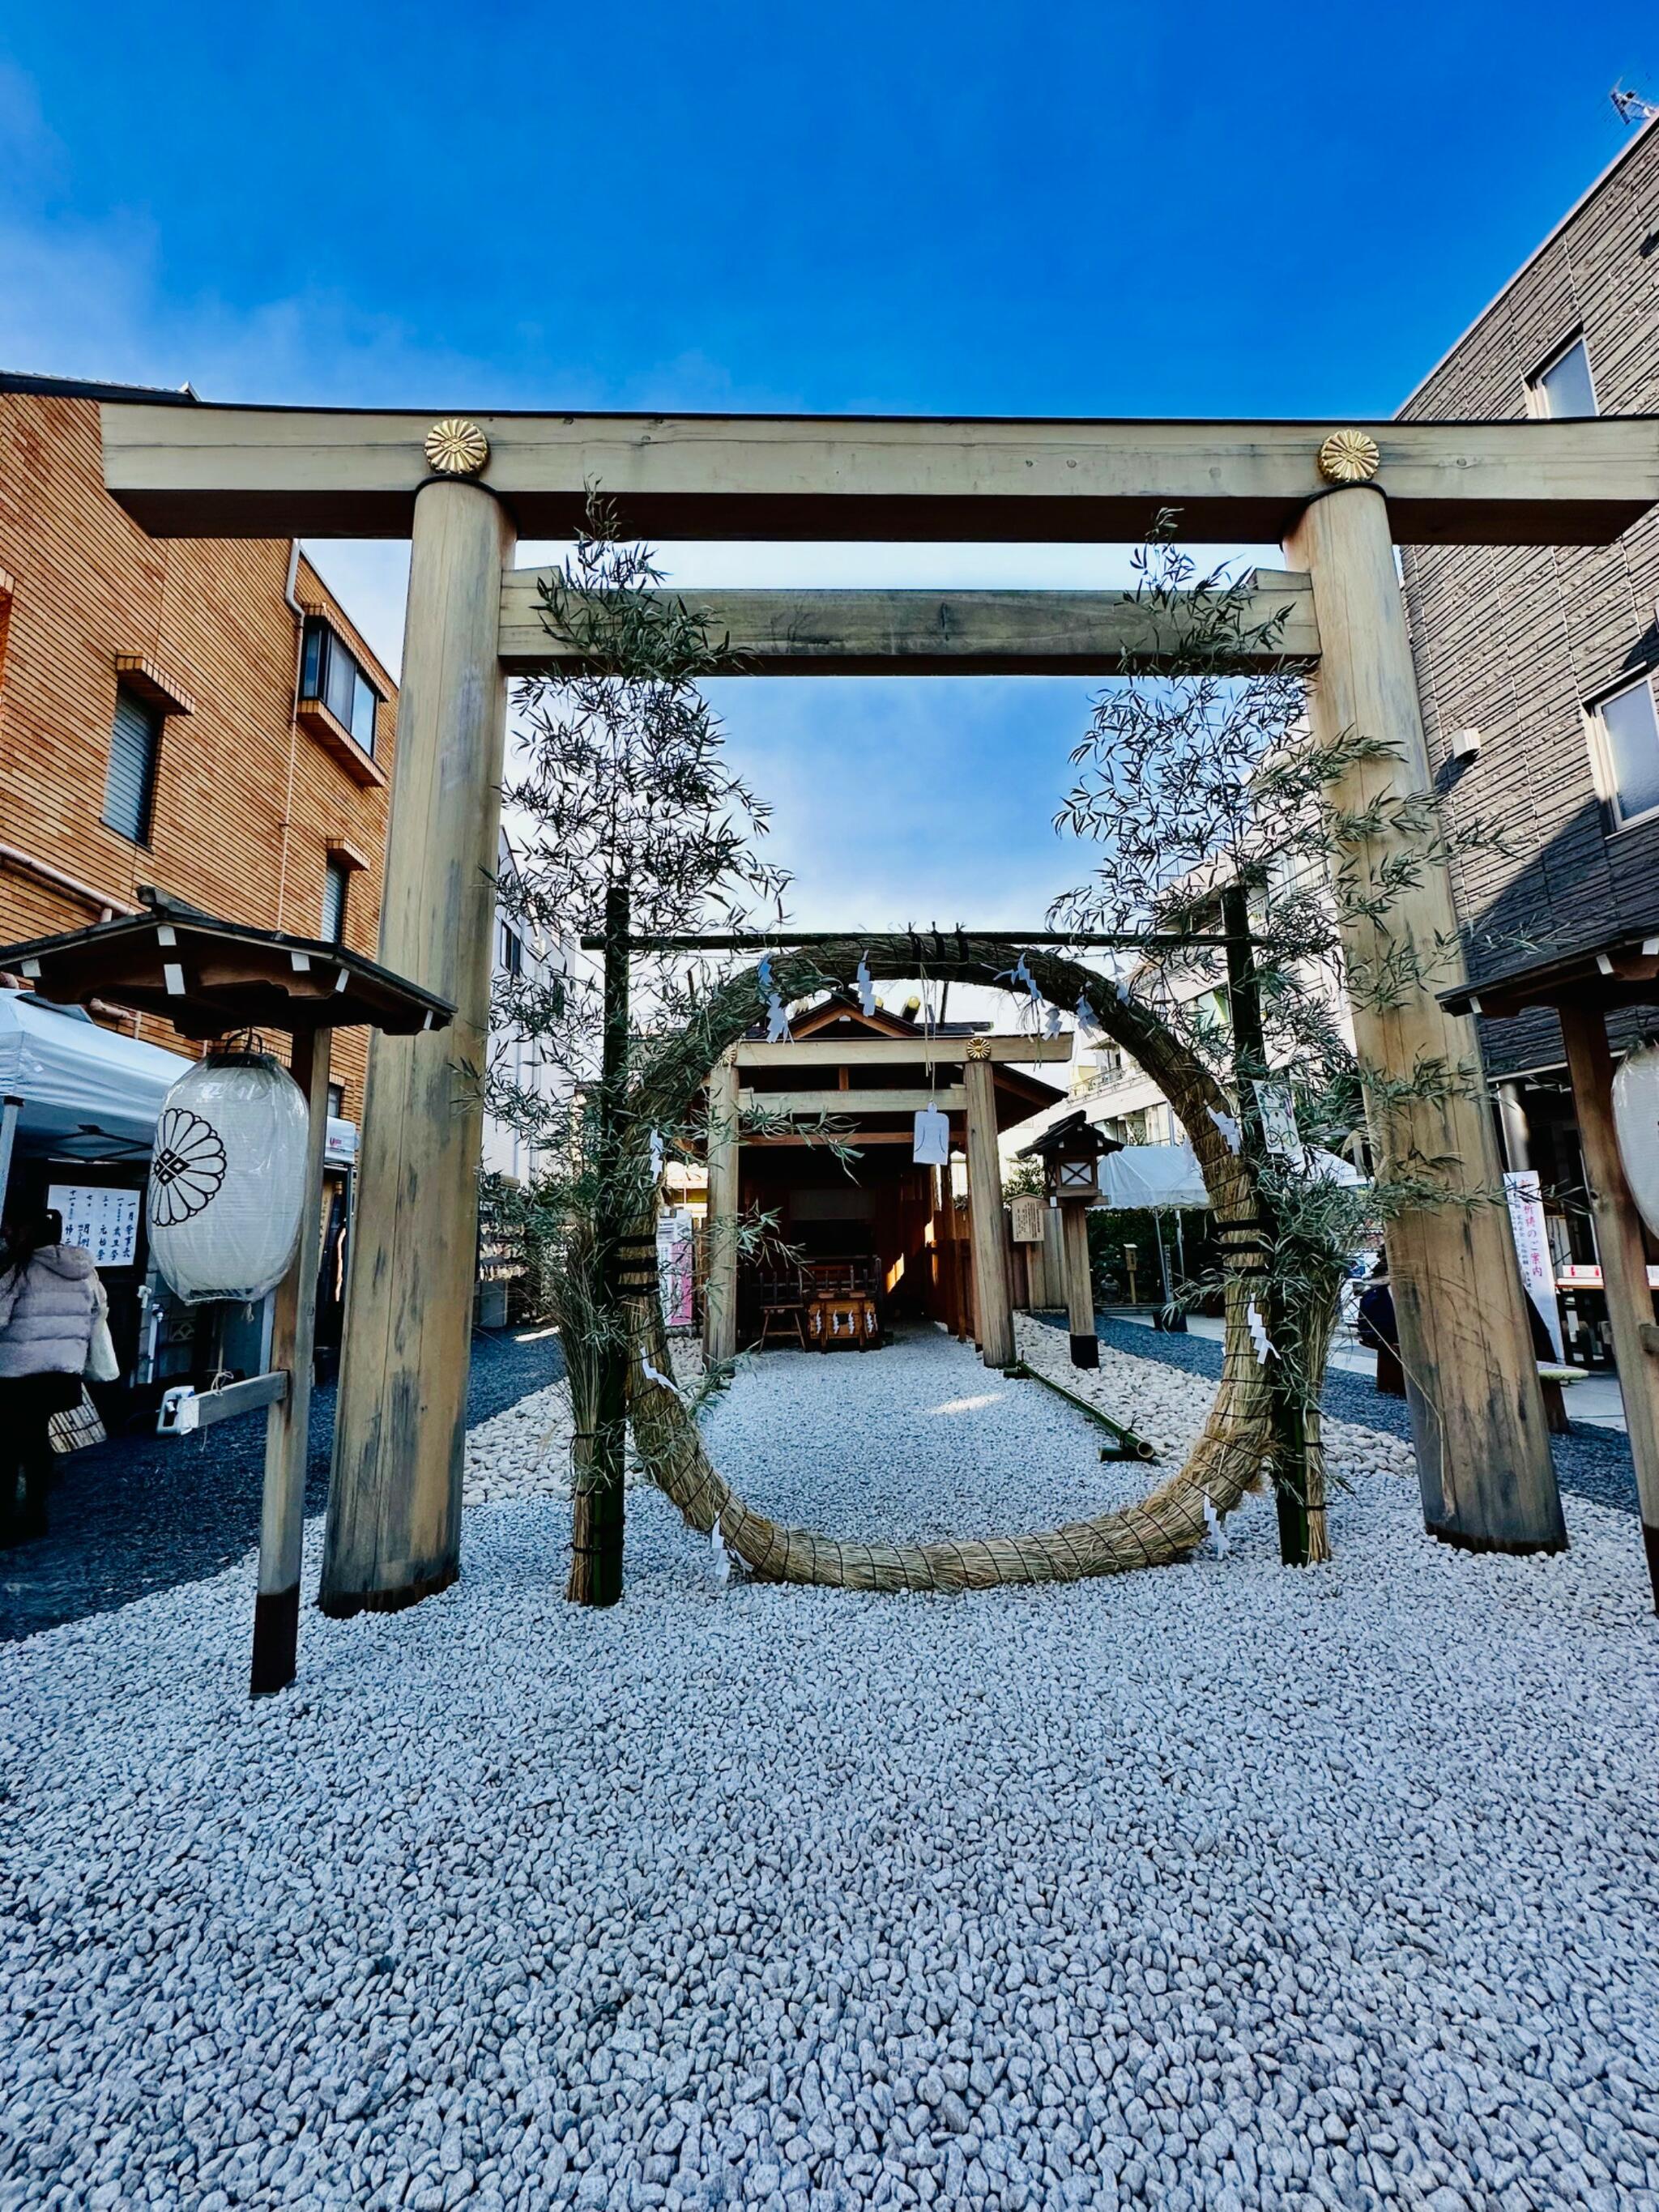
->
xmin=4 ymin=4 xmax=1657 ymax=930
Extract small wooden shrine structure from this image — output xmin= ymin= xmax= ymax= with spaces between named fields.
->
xmin=702 ymin=991 xmax=1066 ymax=1366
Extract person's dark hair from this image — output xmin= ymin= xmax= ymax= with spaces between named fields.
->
xmin=2 ymin=1207 xmax=62 ymax=1280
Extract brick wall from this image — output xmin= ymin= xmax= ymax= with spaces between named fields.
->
xmin=0 ymin=387 xmax=398 ymax=1115
xmin=1398 ymin=124 xmax=1659 ymax=1076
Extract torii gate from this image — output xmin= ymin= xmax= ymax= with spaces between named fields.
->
xmin=100 ymin=401 xmax=1659 ymax=1611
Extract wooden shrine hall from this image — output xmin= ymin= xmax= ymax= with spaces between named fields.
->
xmin=700 ymin=993 xmax=1068 ymax=1363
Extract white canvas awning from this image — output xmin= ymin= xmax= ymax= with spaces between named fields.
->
xmin=0 ymin=993 xmax=357 ymax=1163
xmin=1094 ymin=1138 xmax=1363 ymax=1211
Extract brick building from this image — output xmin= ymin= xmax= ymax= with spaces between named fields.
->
xmin=0 ymin=370 xmax=403 ymax=1386
xmin=1398 ymin=119 xmax=1659 ymax=1330
xmin=0 ymin=370 xmax=398 ymax=1119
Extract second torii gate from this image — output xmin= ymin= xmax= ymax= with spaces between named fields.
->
xmin=100 ymin=400 xmax=1659 ymax=1609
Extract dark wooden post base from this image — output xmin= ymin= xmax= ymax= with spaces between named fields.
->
xmin=249 ymin=1584 xmax=301 ymax=1697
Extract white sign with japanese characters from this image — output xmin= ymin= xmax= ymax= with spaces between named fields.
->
xmin=48 ymin=1183 xmax=142 ymax=1270
xmin=1503 ymin=1170 xmax=1563 ymax=1360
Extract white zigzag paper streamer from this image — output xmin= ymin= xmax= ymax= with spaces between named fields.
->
xmin=641 ymin=1357 xmax=681 ymax=1400
xmin=1203 ymin=1492 xmax=1231 ymax=1558
xmin=1246 ymin=1299 xmax=1276 ymax=1366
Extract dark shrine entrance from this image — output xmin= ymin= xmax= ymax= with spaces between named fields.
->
xmin=723 ymin=991 xmax=1064 ymax=1349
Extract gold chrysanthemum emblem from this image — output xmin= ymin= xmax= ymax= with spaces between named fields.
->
xmin=1316 ymin=429 xmax=1381 ymax=484
xmin=424 ymin=418 xmax=490 ymax=475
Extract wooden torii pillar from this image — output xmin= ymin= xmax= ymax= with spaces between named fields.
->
xmin=1285 ymin=484 xmax=1563 ymax=1554
xmin=100 ymin=399 xmax=1659 ymax=1594
xmin=320 ymin=475 xmax=515 ymax=1617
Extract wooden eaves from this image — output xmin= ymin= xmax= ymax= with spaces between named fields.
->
xmin=0 ymin=903 xmax=454 ymax=1042
xmin=1439 ymin=932 xmax=1659 ymax=1021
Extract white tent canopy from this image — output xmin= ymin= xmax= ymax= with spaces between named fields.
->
xmin=0 ymin=991 xmax=192 ymax=1153
xmin=0 ymin=992 xmax=357 ymax=1166
xmin=1094 ymin=1138 xmax=1362 ymax=1212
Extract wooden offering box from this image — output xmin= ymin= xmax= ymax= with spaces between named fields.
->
xmin=808 ymin=1293 xmax=880 ymax=1351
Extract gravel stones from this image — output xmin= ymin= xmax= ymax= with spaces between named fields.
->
xmin=2 ymin=1326 xmax=1657 ymax=2210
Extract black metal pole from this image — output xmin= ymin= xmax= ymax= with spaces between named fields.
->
xmin=572 ymin=880 xmax=630 ymax=1607
xmin=1222 ymin=880 xmax=1310 ymax=1568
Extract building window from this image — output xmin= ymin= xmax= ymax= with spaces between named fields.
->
xmin=499 ymin=921 xmax=524 ymax=977
xmin=322 ymin=859 xmax=350 ymax=944
xmin=104 ymin=683 xmax=163 ymax=844
xmin=326 ymin=1081 xmax=345 ymax=1119
xmin=1529 ymin=335 xmax=1597 ymax=420
xmin=300 ymin=616 xmax=380 ymax=756
xmin=1590 ymin=674 xmax=1659 ymax=829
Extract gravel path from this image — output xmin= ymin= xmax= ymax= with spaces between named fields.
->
xmin=3 ymin=1328 xmax=1657 ymax=2212
xmin=0 ymin=1328 xmax=565 ymax=1645
xmin=1034 ymin=1310 xmax=1644 ymax=1520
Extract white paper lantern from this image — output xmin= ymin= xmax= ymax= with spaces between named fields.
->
xmin=147 ymin=1052 xmax=309 ymax=1304
xmin=1612 ymin=1041 xmax=1659 ymax=1238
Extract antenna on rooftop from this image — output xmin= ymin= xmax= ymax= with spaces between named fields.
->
xmin=1611 ymin=82 xmax=1659 ymax=126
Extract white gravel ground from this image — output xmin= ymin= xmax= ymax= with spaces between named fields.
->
xmin=4 ymin=1328 xmax=1658 ymax=2212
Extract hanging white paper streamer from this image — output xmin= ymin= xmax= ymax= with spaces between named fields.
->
xmin=856 ymin=953 xmax=877 ymax=1019
xmin=766 ymin=991 xmax=791 ymax=1043
xmin=1075 ymin=991 xmax=1096 ymax=1033
xmin=649 ymin=1128 xmax=665 ymax=1179
xmin=710 ymin=1515 xmax=731 ymax=1586
xmin=756 ymin=954 xmax=774 ymax=993
xmin=1246 ymin=1299 xmax=1276 ymax=1365
xmin=1043 ymin=1003 xmax=1064 ymax=1039
xmin=1207 ymin=1104 xmax=1243 ymax=1155
xmin=996 ymin=952 xmax=1043 ymax=1008
xmin=1203 ymin=1492 xmax=1231 ymax=1558
xmin=642 ymin=1355 xmax=681 ymax=1400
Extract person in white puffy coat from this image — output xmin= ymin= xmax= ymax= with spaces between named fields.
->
xmin=0 ymin=1207 xmax=108 ymax=1544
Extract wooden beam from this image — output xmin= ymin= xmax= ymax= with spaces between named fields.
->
xmin=250 ymin=1029 xmax=330 ymax=1696
xmin=501 ymin=574 xmax=1320 ymax=675
xmin=745 ymin=1130 xmax=924 ymax=1146
xmin=704 ymin=1052 xmax=739 ymax=1363
xmin=965 ymin=1052 xmax=1015 ymax=1369
xmin=102 ymin=402 xmax=1659 ymax=547
xmin=740 ymin=1086 xmax=966 ymax=1115
xmin=1060 ymin=1204 xmax=1098 ymax=1370
xmin=733 ymin=1035 xmax=1073 ymax=1067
